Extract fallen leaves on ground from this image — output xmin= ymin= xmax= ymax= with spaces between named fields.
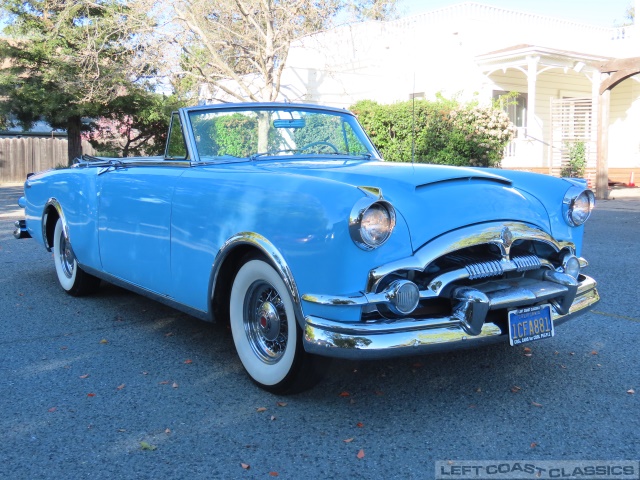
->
xmin=79 ymin=374 xmax=89 ymax=379
xmin=591 ymin=350 xmax=598 ymax=355
xmin=256 ymin=407 xmax=267 ymax=412
xmin=357 ymin=449 xmax=365 ymax=459
xmin=48 ymin=407 xmax=57 ymax=412
xmin=241 ymin=463 xmax=250 ymax=470
xmin=140 ymin=441 xmax=157 ymax=451
xmin=172 ymin=382 xmax=179 ymax=389
xmin=269 ymin=472 xmax=279 ymax=477
xmin=99 ymin=339 xmax=108 ymax=344
xmin=116 ymin=384 xmax=125 ymax=390
xmin=356 ymin=422 xmax=364 ymax=428
xmin=531 ymin=401 xmax=543 ymax=407
xmin=276 ymin=402 xmax=287 ymax=407
xmin=184 ymin=359 xmax=193 ymax=364
xmin=339 ymin=391 xmax=350 ymax=397
xmin=87 ymin=393 xmax=96 ymax=397
xmin=627 ymin=389 xmax=635 ymax=394
xmin=511 ymin=386 xmax=521 ymax=393
xmin=343 ymin=438 xmax=354 ymax=443
xmin=530 ymin=442 xmax=538 ymax=448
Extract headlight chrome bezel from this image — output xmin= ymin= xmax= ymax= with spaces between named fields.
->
xmin=563 ymin=186 xmax=595 ymax=227
xmin=349 ymin=197 xmax=396 ymax=250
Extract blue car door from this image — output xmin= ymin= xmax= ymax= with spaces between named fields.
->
xmin=97 ymin=163 xmax=187 ymax=295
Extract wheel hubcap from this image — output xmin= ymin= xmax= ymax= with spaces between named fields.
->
xmin=244 ymin=281 xmax=288 ymax=364
xmin=59 ymin=232 xmax=76 ymax=279
xmin=257 ymin=301 xmax=281 ymax=342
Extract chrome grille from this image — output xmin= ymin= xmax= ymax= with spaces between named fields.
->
xmin=446 ymin=254 xmax=542 ymax=280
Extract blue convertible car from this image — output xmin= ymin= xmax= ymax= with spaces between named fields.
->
xmin=14 ymin=103 xmax=599 ymax=393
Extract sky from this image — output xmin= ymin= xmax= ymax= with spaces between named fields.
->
xmin=397 ymin=0 xmax=634 ymax=27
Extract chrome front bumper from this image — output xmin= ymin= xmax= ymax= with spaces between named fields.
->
xmin=303 ymin=275 xmax=599 ymax=359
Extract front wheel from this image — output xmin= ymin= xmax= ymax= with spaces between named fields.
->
xmin=52 ymin=218 xmax=100 ymax=296
xmin=229 ymin=257 xmax=324 ymax=393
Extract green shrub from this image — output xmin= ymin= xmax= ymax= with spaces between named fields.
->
xmin=351 ymin=97 xmax=515 ymax=167
xmin=560 ymin=141 xmax=587 ymax=178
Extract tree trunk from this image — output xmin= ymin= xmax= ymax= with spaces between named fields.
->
xmin=67 ymin=116 xmax=83 ymax=165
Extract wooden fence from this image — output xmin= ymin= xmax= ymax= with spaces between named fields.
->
xmin=0 ymin=136 xmax=96 ymax=184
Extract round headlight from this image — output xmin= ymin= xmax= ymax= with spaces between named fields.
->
xmin=563 ymin=187 xmax=595 ymax=226
xmin=350 ymin=199 xmax=396 ymax=250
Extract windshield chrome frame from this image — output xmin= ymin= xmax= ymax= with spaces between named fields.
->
xmin=181 ymin=103 xmax=382 ymax=164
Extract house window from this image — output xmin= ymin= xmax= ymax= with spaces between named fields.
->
xmin=493 ymin=91 xmax=527 ymax=128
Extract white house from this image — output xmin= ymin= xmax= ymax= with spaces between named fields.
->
xmin=200 ymin=2 xmax=640 ymax=193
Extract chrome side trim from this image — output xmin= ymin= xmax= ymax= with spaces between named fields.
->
xmin=210 ymin=232 xmax=305 ymax=327
xmin=41 ymin=197 xmax=64 ymax=251
xmin=303 ymin=275 xmax=599 ymax=359
xmin=366 ymin=222 xmax=574 ymax=292
xmin=74 ymin=157 xmax=192 ymax=169
xmin=79 ymin=264 xmax=209 ymax=321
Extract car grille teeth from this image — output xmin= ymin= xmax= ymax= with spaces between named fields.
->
xmin=512 ymin=254 xmax=541 ymax=272
xmin=448 ymin=254 xmax=542 ymax=280
xmin=465 ymin=260 xmax=503 ymax=280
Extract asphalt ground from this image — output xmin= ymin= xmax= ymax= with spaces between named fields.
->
xmin=0 ymin=184 xmax=638 ymax=479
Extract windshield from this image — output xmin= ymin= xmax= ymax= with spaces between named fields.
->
xmin=187 ymin=106 xmax=379 ymax=162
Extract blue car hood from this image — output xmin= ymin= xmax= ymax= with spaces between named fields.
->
xmin=258 ymin=160 xmax=551 ymax=250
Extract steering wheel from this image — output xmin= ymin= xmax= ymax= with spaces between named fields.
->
xmin=299 ymin=141 xmax=340 ymax=154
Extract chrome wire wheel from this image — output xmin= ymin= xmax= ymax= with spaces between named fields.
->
xmin=53 ymin=218 xmax=78 ymax=291
xmin=58 ymin=229 xmax=76 ymax=279
xmin=230 ymin=258 xmax=300 ymax=390
xmin=243 ymin=280 xmax=288 ymax=364
xmin=52 ymin=217 xmax=100 ymax=296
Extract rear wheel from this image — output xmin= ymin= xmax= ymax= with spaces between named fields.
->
xmin=229 ymin=256 xmax=324 ymax=393
xmin=52 ymin=218 xmax=100 ymax=296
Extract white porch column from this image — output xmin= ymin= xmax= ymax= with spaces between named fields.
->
xmin=597 ymin=73 xmax=610 ymax=200
xmin=526 ymin=55 xmax=543 ymax=164
xmin=590 ymin=71 xmax=600 ymax=176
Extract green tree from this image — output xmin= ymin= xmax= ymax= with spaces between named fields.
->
xmin=0 ymin=0 xmax=154 ymax=164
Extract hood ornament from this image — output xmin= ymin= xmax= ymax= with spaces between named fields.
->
xmin=500 ymin=226 xmax=514 ymax=248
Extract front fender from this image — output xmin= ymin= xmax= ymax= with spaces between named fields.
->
xmin=169 ymin=167 xmax=412 ymax=318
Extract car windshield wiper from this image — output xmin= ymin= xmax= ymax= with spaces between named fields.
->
xmin=249 ymin=149 xmax=299 ymax=161
xmin=250 ymin=150 xmax=374 ymax=161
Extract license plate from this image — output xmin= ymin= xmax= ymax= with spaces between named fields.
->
xmin=508 ymin=304 xmax=554 ymax=346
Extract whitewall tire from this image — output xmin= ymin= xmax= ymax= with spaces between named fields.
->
xmin=52 ymin=218 xmax=100 ymax=296
xmin=229 ymin=257 xmax=323 ymax=393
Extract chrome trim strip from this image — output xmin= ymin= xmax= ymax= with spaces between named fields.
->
xmin=303 ymin=275 xmax=599 ymax=359
xmin=79 ymin=264 xmax=209 ymax=321
xmin=210 ymin=232 xmax=305 ymax=327
xmin=74 ymin=157 xmax=191 ymax=169
xmin=41 ymin=197 xmax=64 ymax=251
xmin=302 ymin=256 xmax=556 ymax=306
xmin=366 ymin=222 xmax=573 ymax=292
